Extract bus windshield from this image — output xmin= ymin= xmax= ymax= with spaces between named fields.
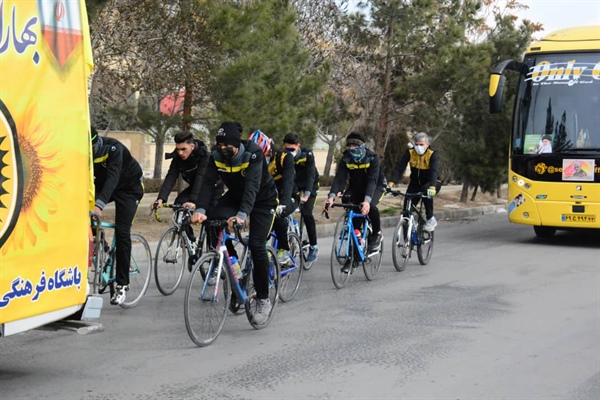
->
xmin=512 ymin=53 xmax=600 ymax=155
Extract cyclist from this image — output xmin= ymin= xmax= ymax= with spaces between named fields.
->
xmin=249 ymin=129 xmax=296 ymax=266
xmin=91 ymin=126 xmax=144 ymax=306
xmin=152 ymin=131 xmax=224 ymax=265
xmin=192 ymin=122 xmax=278 ymax=325
xmin=388 ymin=131 xmax=440 ymax=232
xmin=323 ymin=132 xmax=384 ymax=272
xmin=282 ymin=133 xmax=320 ymax=263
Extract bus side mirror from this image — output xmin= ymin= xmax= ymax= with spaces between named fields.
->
xmin=489 ymin=73 xmax=506 ymax=114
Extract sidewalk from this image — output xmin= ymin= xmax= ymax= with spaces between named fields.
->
xmin=103 ymin=185 xmax=508 ymax=240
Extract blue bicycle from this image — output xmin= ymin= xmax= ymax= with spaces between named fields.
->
xmin=326 ymin=203 xmax=383 ymax=289
xmin=269 ymin=210 xmax=303 ymax=302
xmin=184 ymin=220 xmax=280 ymax=347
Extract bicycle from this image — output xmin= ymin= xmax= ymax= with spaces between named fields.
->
xmin=324 ymin=203 xmax=383 ymax=289
xmin=386 ymin=189 xmax=434 ymax=271
xmin=184 ymin=220 xmax=280 ymax=347
xmin=91 ymin=215 xmax=153 ymax=308
xmin=269 ymin=208 xmax=304 ymax=302
xmin=152 ymin=203 xmax=207 ymax=296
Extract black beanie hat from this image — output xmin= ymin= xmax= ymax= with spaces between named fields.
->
xmin=282 ymin=133 xmax=300 ymax=145
xmin=346 ymin=131 xmax=365 ymax=146
xmin=216 ymin=122 xmax=242 ymax=147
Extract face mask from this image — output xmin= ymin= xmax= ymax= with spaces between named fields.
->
xmin=414 ymin=145 xmax=426 ymax=155
xmin=218 ymin=147 xmax=235 ymax=161
xmin=348 ymin=144 xmax=366 ymax=161
xmin=284 ymin=148 xmax=298 ymax=157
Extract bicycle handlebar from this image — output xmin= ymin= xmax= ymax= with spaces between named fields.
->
xmin=322 ymin=201 xmax=365 ymax=220
xmin=151 ymin=203 xmax=194 ymax=222
xmin=385 ymin=187 xmax=429 ymax=199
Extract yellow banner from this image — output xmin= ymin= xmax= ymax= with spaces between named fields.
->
xmin=0 ymin=0 xmax=93 ymax=323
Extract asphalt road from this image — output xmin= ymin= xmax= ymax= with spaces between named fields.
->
xmin=1 ymin=213 xmax=599 ymax=400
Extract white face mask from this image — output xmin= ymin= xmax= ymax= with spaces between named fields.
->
xmin=414 ymin=145 xmax=427 ymax=155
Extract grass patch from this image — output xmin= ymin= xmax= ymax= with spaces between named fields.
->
xmin=380 ymin=205 xmax=401 ymax=216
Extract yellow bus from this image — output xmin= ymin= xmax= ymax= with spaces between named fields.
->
xmin=0 ymin=0 xmax=102 ymax=336
xmin=489 ymin=26 xmax=600 ymax=237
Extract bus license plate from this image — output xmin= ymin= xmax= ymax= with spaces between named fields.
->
xmin=561 ymin=214 xmax=596 ymax=223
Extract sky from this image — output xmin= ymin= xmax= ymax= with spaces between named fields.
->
xmin=346 ymin=1 xmax=600 ymax=35
xmin=515 ymin=0 xmax=600 ymax=35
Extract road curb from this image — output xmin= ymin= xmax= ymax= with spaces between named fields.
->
xmin=314 ymin=204 xmax=508 ymax=237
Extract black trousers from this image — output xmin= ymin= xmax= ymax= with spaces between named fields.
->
xmin=208 ymin=192 xmax=276 ymax=300
xmin=272 ymin=215 xmax=289 ymax=251
xmin=112 ymin=182 xmax=144 ymax=286
xmin=406 ymin=182 xmax=434 ymax=220
xmin=296 ymin=193 xmax=317 ymax=246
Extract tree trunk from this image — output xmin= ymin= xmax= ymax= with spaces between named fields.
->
xmin=376 ymin=22 xmax=393 ymax=158
xmin=496 ymin=183 xmax=502 ymax=198
xmin=470 ymin=185 xmax=478 ymax=202
xmin=460 ymin=180 xmax=469 ymax=203
xmin=182 ymin=83 xmax=192 ymax=131
xmin=153 ymin=139 xmax=164 ymax=179
xmin=323 ymin=138 xmax=336 ymax=177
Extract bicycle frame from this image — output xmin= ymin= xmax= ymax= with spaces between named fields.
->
xmin=402 ymin=196 xmax=424 ymax=247
xmin=334 ymin=206 xmax=370 ymax=262
xmin=91 ymin=220 xmax=117 ymax=291
xmin=201 ymin=224 xmax=249 ymax=303
xmin=269 ymin=229 xmax=300 ymax=277
xmin=91 ymin=220 xmax=149 ymax=297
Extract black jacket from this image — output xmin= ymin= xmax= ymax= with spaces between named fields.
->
xmin=268 ymin=150 xmax=296 ymax=208
xmin=158 ymin=139 xmax=213 ymax=202
xmin=197 ymin=140 xmax=277 ymax=218
xmin=93 ymin=137 xmax=142 ymax=209
xmin=330 ymin=148 xmax=381 ymax=202
xmin=292 ymin=148 xmax=319 ymax=196
xmin=391 ymin=148 xmax=439 ymax=188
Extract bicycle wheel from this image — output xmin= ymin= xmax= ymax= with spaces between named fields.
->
xmin=417 ymin=224 xmax=434 ymax=265
xmin=363 ymin=232 xmax=383 ymax=281
xmin=154 ymin=227 xmax=186 ymax=296
xmin=278 ymin=232 xmax=303 ymax=303
xmin=121 ymin=234 xmax=152 ymax=308
xmin=93 ymin=236 xmax=109 ymax=294
xmin=184 ymin=251 xmax=229 ymax=347
xmin=330 ymin=214 xmax=352 ymax=289
xmin=391 ymin=217 xmax=410 ymax=272
xmin=246 ymin=246 xmax=280 ymax=329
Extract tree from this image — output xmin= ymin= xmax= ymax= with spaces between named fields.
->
xmin=207 ymin=1 xmax=330 ymax=144
xmin=447 ymin=12 xmax=536 ymax=201
xmin=89 ymin=0 xmax=224 ymax=177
